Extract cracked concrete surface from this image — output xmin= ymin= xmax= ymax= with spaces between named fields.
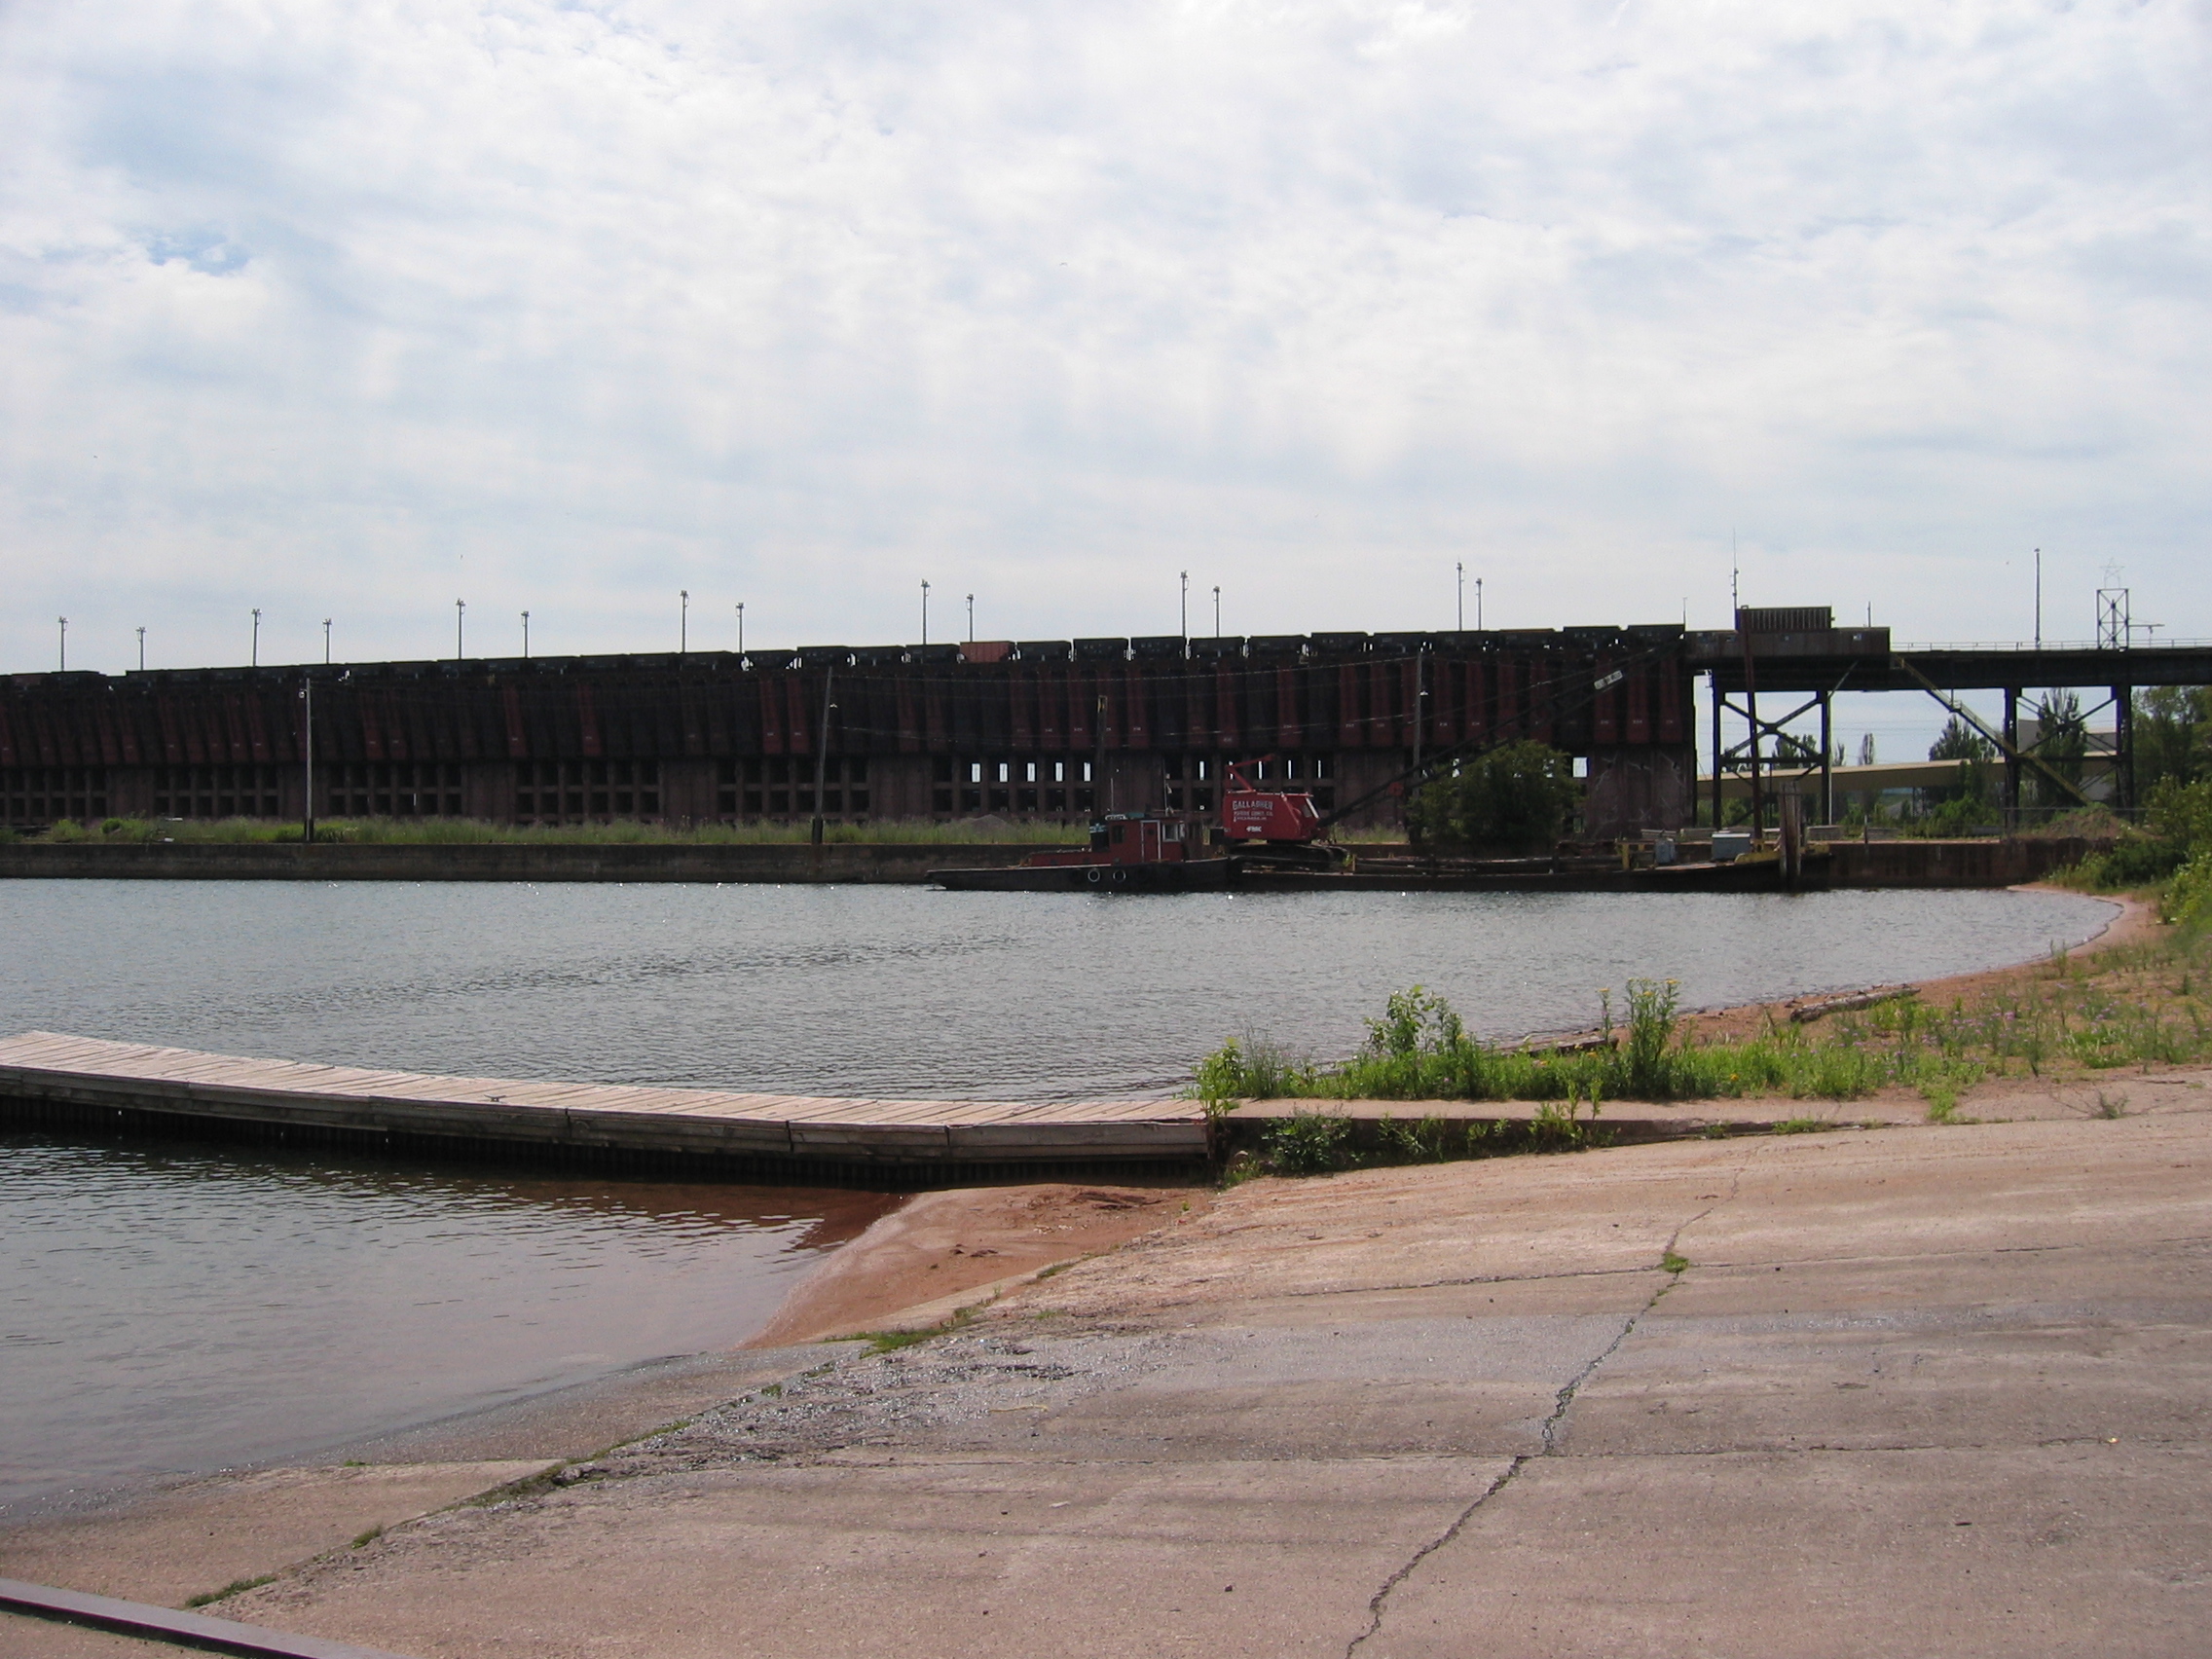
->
xmin=64 ymin=1114 xmax=2212 ymax=1657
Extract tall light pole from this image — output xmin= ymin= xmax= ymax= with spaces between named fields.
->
xmin=251 ymin=608 xmax=261 ymax=667
xmin=1476 ymin=577 xmax=1484 ymax=631
xmin=1456 ymin=563 xmax=1463 ymax=631
xmin=1213 ymin=585 xmax=1221 ymax=637
xmin=301 ymin=670 xmax=315 ymax=847
xmin=455 ymin=599 xmax=465 ymax=660
xmin=2034 ymin=547 xmax=2042 ymax=648
xmin=56 ymin=616 xmax=66 ymax=672
xmin=966 ymin=593 xmax=974 ymax=643
xmin=680 ymin=589 xmax=688 ymax=657
xmin=735 ymin=602 xmax=744 ymax=657
xmin=920 ymin=580 xmax=931 ymax=646
xmin=136 ymin=626 xmax=146 ymax=671
xmin=521 ymin=610 xmax=531 ymax=659
xmin=322 ymin=618 xmax=332 ymax=664
xmin=1179 ymin=571 xmax=1189 ymax=645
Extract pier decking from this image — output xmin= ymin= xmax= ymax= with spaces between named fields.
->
xmin=0 ymin=1033 xmax=1209 ymax=1180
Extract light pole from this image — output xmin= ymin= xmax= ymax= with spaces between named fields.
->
xmin=301 ymin=671 xmax=315 ymax=846
xmin=136 ymin=626 xmax=146 ymax=671
xmin=251 ymin=608 xmax=261 ymax=667
xmin=1179 ymin=571 xmax=1189 ymax=645
xmin=735 ymin=602 xmax=745 ymax=656
xmin=521 ymin=610 xmax=531 ymax=659
xmin=323 ymin=618 xmax=332 ymax=664
xmin=966 ymin=593 xmax=974 ymax=643
xmin=1456 ymin=562 xmax=1463 ymax=631
xmin=455 ymin=599 xmax=465 ymax=660
xmin=56 ymin=616 xmax=66 ymax=672
xmin=680 ymin=590 xmax=688 ymax=657
xmin=1477 ymin=577 xmax=1484 ymax=631
xmin=1213 ymin=585 xmax=1221 ymax=637
xmin=2034 ymin=547 xmax=2042 ymax=648
xmin=920 ymin=580 xmax=931 ymax=646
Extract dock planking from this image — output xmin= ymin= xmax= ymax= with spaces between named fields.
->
xmin=0 ymin=1032 xmax=1210 ymax=1179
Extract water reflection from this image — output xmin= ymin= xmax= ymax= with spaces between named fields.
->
xmin=0 ymin=1130 xmax=888 ymax=1517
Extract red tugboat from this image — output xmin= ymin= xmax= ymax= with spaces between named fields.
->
xmin=927 ymin=759 xmax=1346 ymax=892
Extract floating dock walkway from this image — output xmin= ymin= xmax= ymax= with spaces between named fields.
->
xmin=0 ymin=1033 xmax=1209 ymax=1183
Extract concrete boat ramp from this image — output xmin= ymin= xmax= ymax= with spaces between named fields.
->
xmin=0 ymin=1032 xmax=1209 ymax=1182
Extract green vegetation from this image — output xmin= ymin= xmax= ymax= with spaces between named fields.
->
xmin=1260 ymin=1109 xmax=1354 ymax=1174
xmin=1410 ymin=739 xmax=1579 ymax=852
xmin=37 ymin=815 xmax=1084 ymax=846
xmin=1194 ymin=929 xmax=2212 ymax=1164
xmin=34 ymin=813 xmax=1415 ymax=849
xmin=1660 ymin=1251 xmax=1690 ymax=1275
xmin=2063 ymin=776 xmax=2212 ymax=920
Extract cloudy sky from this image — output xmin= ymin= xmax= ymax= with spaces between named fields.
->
xmin=3 ymin=0 xmax=2206 ymax=686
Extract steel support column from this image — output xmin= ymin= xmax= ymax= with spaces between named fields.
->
xmin=1819 ymin=692 xmax=1833 ymax=826
xmin=2113 ymin=684 xmax=2135 ymax=812
xmin=2002 ymin=687 xmax=2020 ymax=829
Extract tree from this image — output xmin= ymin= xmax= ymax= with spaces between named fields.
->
xmin=1929 ymin=715 xmax=1996 ymax=805
xmin=2137 ymin=685 xmax=2212 ymax=793
xmin=1412 ymin=740 xmax=1579 ymax=853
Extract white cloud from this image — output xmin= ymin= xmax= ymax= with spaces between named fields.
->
xmin=1 ymin=0 xmax=2205 ymax=670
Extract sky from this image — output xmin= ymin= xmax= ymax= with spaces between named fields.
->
xmin=4 ymin=0 xmax=2207 ymax=744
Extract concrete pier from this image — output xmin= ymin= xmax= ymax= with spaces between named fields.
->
xmin=0 ymin=1033 xmax=1209 ymax=1182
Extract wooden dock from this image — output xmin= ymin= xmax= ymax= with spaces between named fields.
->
xmin=0 ymin=1032 xmax=1210 ymax=1181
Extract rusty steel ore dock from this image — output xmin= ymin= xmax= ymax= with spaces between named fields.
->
xmin=0 ymin=1033 xmax=1208 ymax=1183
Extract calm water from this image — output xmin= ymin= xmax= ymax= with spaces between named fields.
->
xmin=0 ymin=881 xmax=2120 ymax=1097
xmin=0 ymin=879 xmax=2118 ymax=1517
xmin=0 ymin=1134 xmax=885 ymax=1518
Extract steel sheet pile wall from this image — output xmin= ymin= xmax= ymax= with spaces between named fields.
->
xmin=1 ymin=627 xmax=1696 ymax=836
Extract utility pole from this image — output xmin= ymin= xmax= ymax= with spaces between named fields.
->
xmin=2034 ymin=547 xmax=2042 ymax=648
xmin=302 ymin=672 xmax=315 ymax=846
xmin=456 ymin=599 xmax=465 ymax=659
xmin=1096 ymin=692 xmax=1110 ymax=814
xmin=967 ymin=593 xmax=974 ymax=643
xmin=251 ymin=608 xmax=261 ymax=667
xmin=735 ymin=602 xmax=744 ymax=657
xmin=1456 ymin=563 xmax=1463 ymax=631
xmin=1179 ymin=571 xmax=1189 ymax=648
xmin=680 ymin=590 xmax=688 ymax=657
xmin=323 ymin=618 xmax=332 ymax=664
xmin=1213 ymin=585 xmax=1221 ymax=637
xmin=136 ymin=626 xmax=145 ymax=671
xmin=811 ymin=664 xmax=835 ymax=846
xmin=1413 ymin=651 xmax=1427 ymax=781
xmin=1476 ymin=578 xmax=1484 ymax=631
xmin=521 ymin=610 xmax=531 ymax=659
xmin=920 ymin=580 xmax=931 ymax=646
xmin=56 ymin=616 xmax=66 ymax=672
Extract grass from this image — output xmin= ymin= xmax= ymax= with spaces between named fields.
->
xmin=41 ymin=814 xmax=1418 ymax=849
xmin=1194 ymin=922 xmax=2212 ymax=1175
xmin=41 ymin=814 xmax=1086 ymax=846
